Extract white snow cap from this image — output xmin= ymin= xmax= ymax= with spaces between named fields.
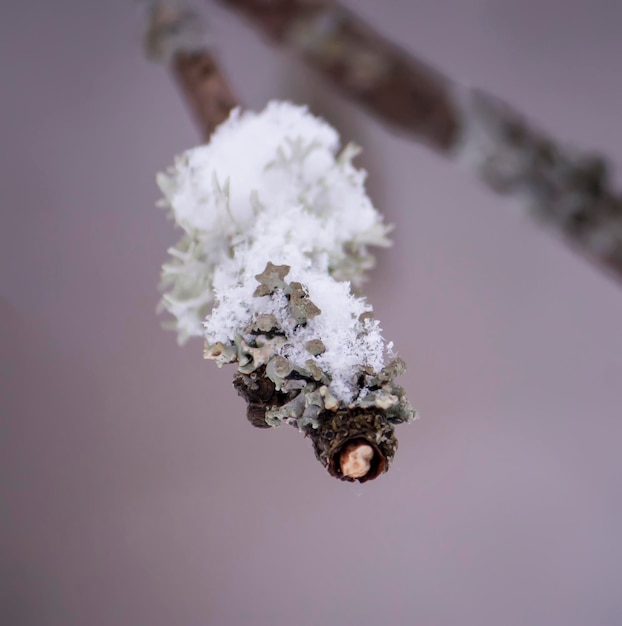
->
xmin=158 ymin=101 xmax=394 ymax=400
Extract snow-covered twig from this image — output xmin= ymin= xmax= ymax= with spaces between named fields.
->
xmin=215 ymin=0 xmax=622 ymax=283
xmin=144 ymin=4 xmax=417 ymax=482
xmin=157 ymin=102 xmax=417 ymax=482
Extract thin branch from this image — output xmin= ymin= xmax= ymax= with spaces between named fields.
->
xmin=215 ymin=0 xmax=622 ymax=284
xmin=145 ymin=2 xmax=238 ymax=140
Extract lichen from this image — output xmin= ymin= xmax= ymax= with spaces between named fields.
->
xmin=157 ymin=101 xmax=418 ymax=481
xmin=211 ymin=262 xmax=418 ymax=442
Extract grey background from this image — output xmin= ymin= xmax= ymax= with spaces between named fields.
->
xmin=2 ymin=0 xmax=622 ymax=624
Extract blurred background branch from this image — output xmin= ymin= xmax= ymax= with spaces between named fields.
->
xmin=148 ymin=0 xmax=622 ymax=287
xmin=216 ymin=0 xmax=622 ymax=283
xmin=145 ymin=2 xmax=238 ymax=139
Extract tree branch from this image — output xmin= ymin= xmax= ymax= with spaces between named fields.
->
xmin=145 ymin=2 xmax=238 ymax=140
xmin=144 ymin=3 xmax=415 ymax=482
xmin=215 ymin=0 xmax=622 ymax=284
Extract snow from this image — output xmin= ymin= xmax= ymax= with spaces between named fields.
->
xmin=157 ymin=101 xmax=394 ymax=400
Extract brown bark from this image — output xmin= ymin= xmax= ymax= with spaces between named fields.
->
xmin=172 ymin=51 xmax=238 ymax=141
xmin=144 ymin=2 xmax=239 ymax=141
xmin=305 ymin=409 xmax=397 ymax=483
xmin=215 ymin=0 xmax=459 ymax=150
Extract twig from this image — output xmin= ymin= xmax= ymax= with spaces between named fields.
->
xmin=145 ymin=2 xmax=238 ymax=140
xmin=144 ymin=3 xmax=416 ymax=482
xmin=214 ymin=0 xmax=622 ymax=284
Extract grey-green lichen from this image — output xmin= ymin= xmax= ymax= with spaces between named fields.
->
xmin=207 ymin=261 xmax=418 ymax=480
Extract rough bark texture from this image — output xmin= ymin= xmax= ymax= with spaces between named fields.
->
xmin=216 ymin=0 xmax=622 ymax=285
xmin=233 ymin=360 xmax=398 ymax=483
xmin=305 ymin=409 xmax=398 ymax=483
xmin=233 ymin=366 xmax=398 ymax=483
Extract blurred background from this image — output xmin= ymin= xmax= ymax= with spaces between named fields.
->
xmin=2 ymin=0 xmax=622 ymax=624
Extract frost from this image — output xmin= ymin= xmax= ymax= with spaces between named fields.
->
xmin=157 ymin=101 xmax=395 ymax=401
